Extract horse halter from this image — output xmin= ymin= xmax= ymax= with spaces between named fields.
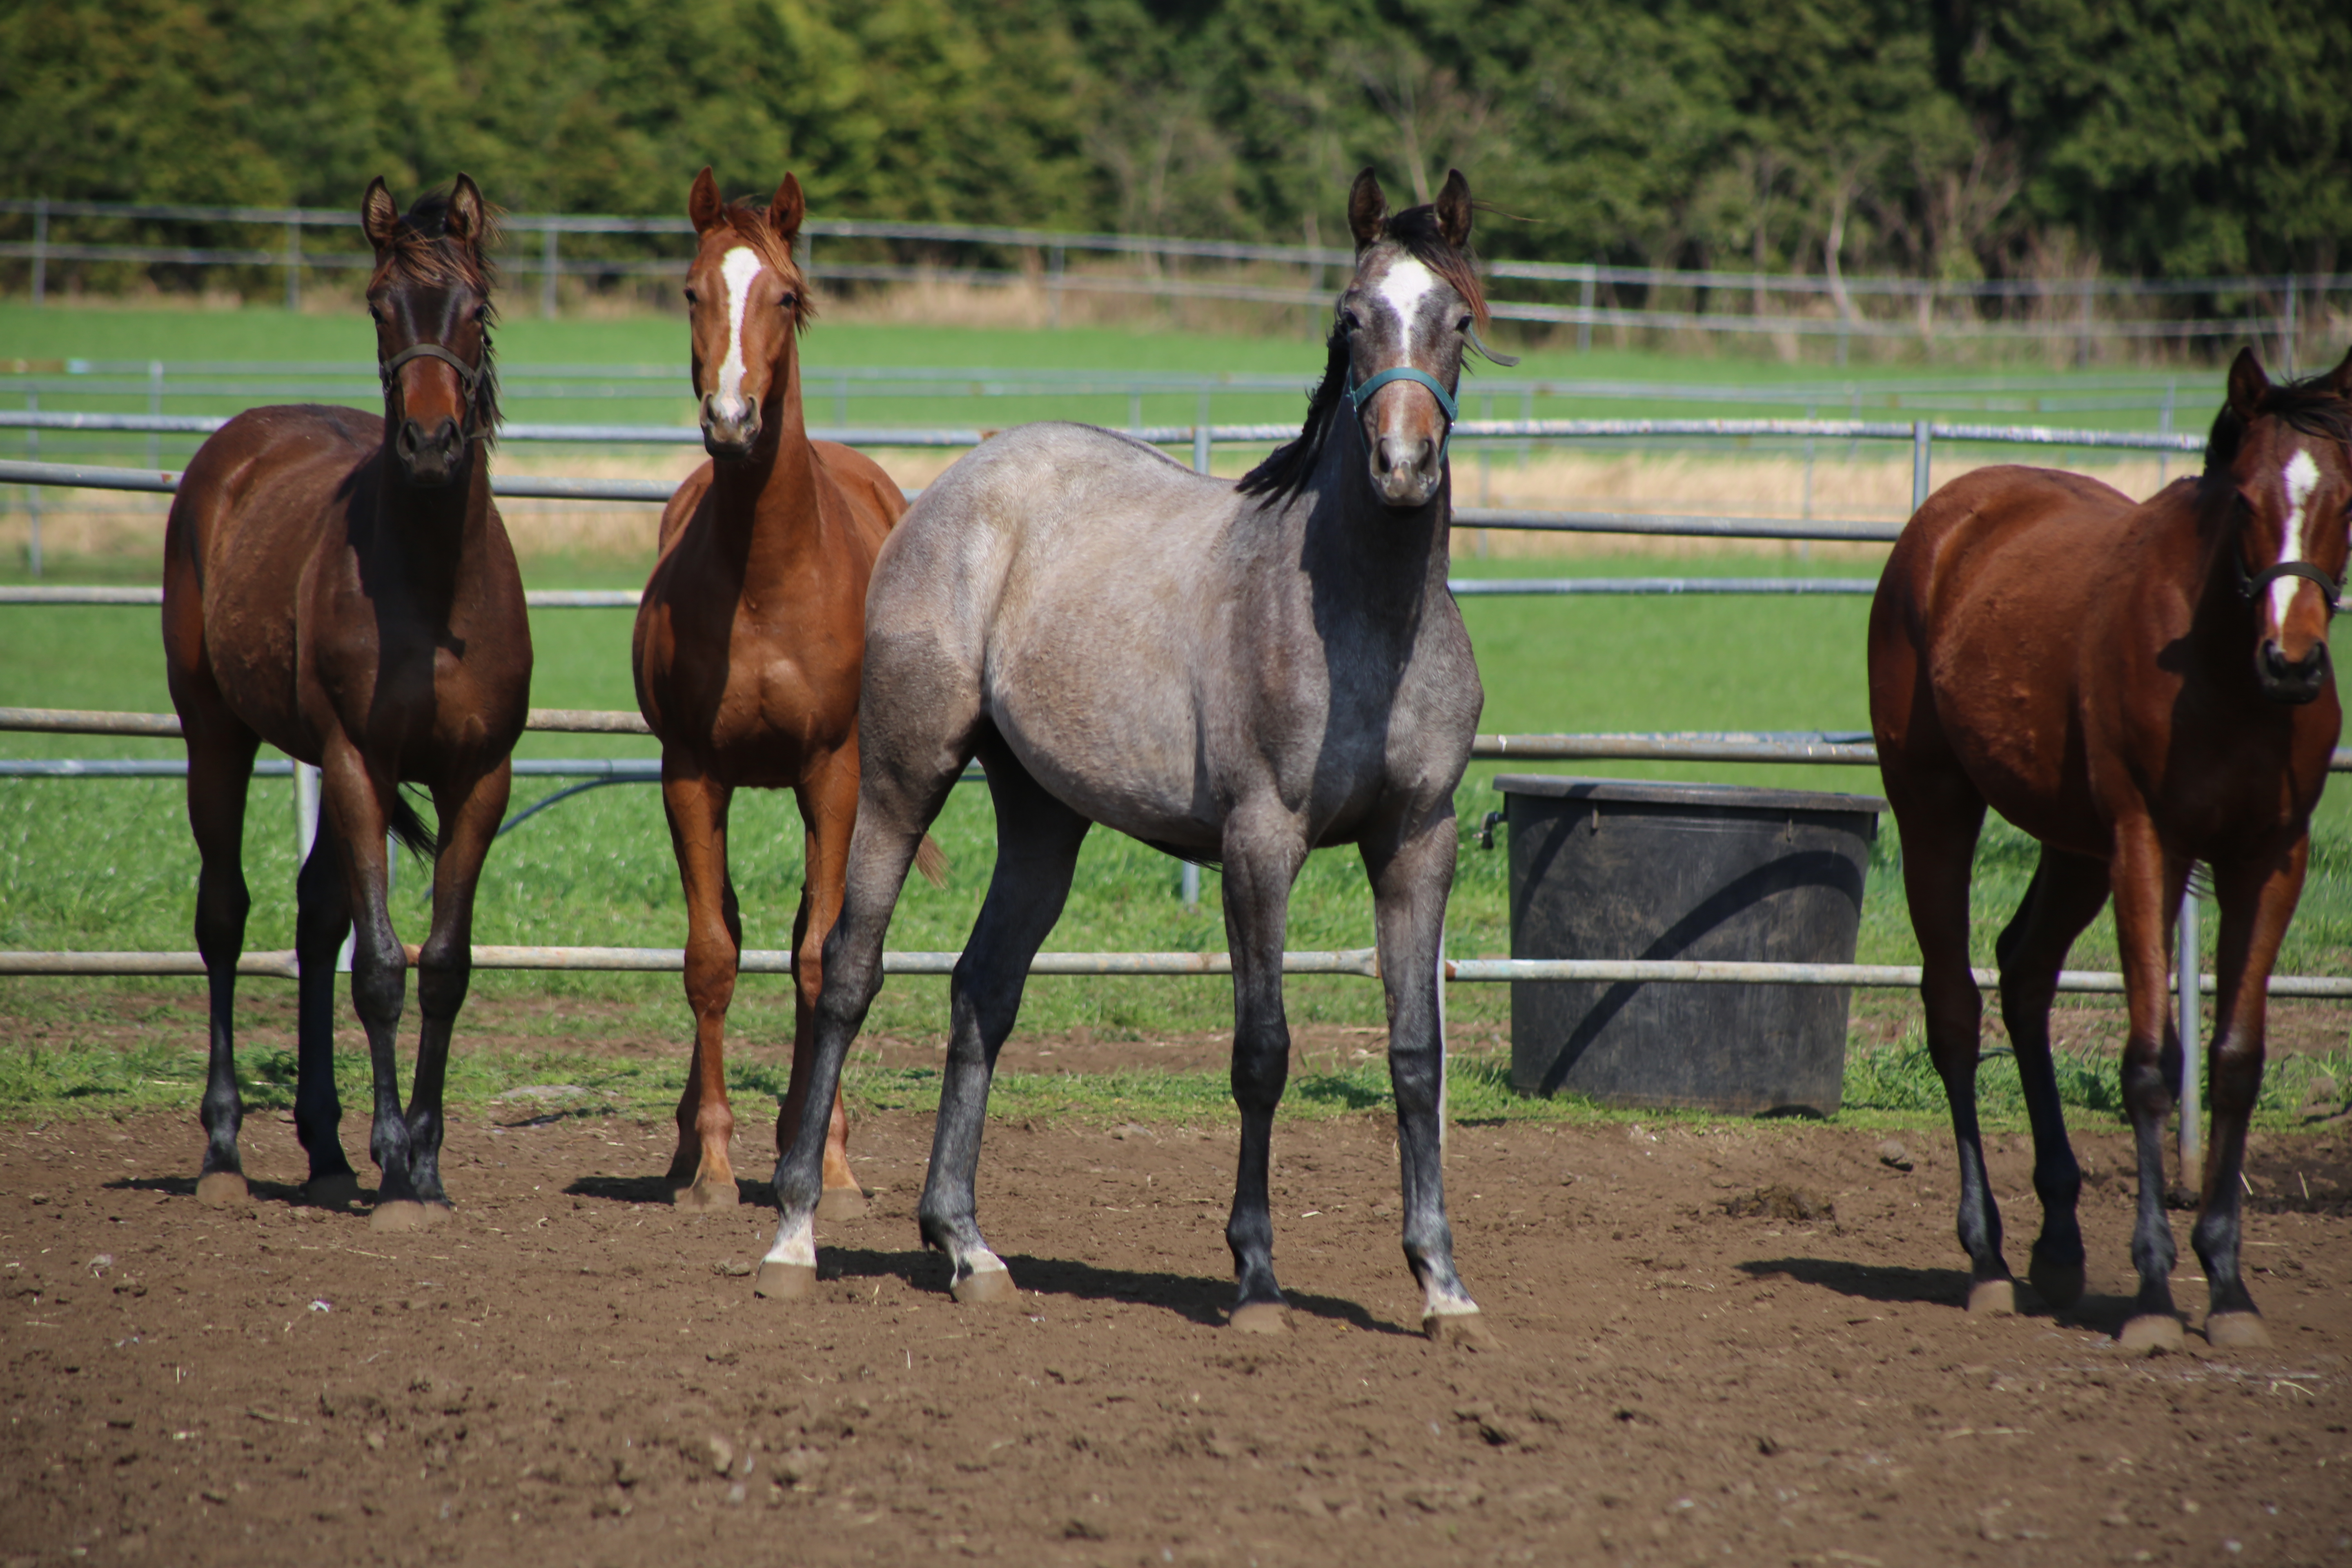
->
xmin=2238 ymin=554 xmax=2344 ymax=619
xmin=379 ymin=342 xmax=490 ymax=440
xmin=1345 ymin=364 xmax=1459 ymax=461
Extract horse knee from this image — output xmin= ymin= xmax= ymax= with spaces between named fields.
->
xmin=414 ymin=947 xmax=470 ymax=1021
xmin=350 ymin=945 xmax=407 ymax=1029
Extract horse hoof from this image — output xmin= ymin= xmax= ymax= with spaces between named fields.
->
xmin=1227 ymin=1303 xmax=1292 ymax=1335
xmin=1424 ymin=1310 xmax=1501 ymax=1352
xmin=816 ymin=1187 xmax=869 ymax=1222
xmin=2205 ymin=1312 xmax=2271 ymax=1351
xmin=2119 ymin=1314 xmax=2185 ymax=1355
xmin=950 ymin=1268 xmax=1019 ymax=1307
xmin=302 ymin=1172 xmax=362 ymax=1211
xmin=672 ymin=1179 xmax=739 ymax=1214
xmin=753 ymin=1262 xmax=817 ymax=1301
xmin=2027 ymin=1256 xmax=2086 ymax=1310
xmin=194 ymin=1172 xmax=248 ymax=1208
xmin=1967 ymin=1278 xmax=2016 ymax=1316
xmin=370 ymin=1200 xmax=437 ymax=1233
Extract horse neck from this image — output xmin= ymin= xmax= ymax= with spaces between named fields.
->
xmin=369 ymin=445 xmax=496 ymax=611
xmin=1291 ymin=408 xmax=1453 ymax=613
xmin=705 ymin=343 xmax=827 ymax=581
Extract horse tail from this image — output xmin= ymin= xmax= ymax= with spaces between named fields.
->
xmin=913 ymin=833 xmax=950 ymax=890
xmin=388 ymin=788 xmax=440 ymax=862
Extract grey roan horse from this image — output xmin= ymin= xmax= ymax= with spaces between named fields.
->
xmin=752 ymin=168 xmax=1498 ymax=1346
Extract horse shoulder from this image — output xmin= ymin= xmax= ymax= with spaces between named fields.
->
xmin=654 ymin=461 xmax=717 ymax=559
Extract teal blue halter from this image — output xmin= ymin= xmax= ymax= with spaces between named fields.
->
xmin=1344 ymin=365 xmax=1460 ymax=460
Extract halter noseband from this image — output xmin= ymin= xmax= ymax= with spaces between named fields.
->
xmin=2238 ymin=555 xmax=2344 ymax=619
xmin=1344 ymin=365 xmax=1460 ymax=460
xmin=379 ymin=342 xmax=490 ymax=440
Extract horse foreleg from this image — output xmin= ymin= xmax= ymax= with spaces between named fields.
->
xmin=293 ymin=831 xmax=359 ymax=1207
xmin=661 ymin=765 xmax=741 ymax=1211
xmin=397 ymin=762 xmax=511 ymax=1214
xmin=318 ymin=746 xmax=417 ymax=1227
xmin=1365 ymin=808 xmax=1494 ymax=1349
xmin=917 ymin=751 xmax=1088 ymax=1305
xmin=1219 ymin=801 xmax=1306 ymax=1334
xmin=2111 ymin=819 xmax=2189 ymax=1352
xmin=1994 ymin=847 xmax=2110 ymax=1310
xmin=790 ymin=751 xmax=867 ymax=1220
xmin=2194 ymin=846 xmax=2304 ymax=1350
xmin=185 ymin=726 xmax=260 ymax=1206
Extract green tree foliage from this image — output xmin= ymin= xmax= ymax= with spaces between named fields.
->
xmin=1 ymin=0 xmax=2345 ymax=280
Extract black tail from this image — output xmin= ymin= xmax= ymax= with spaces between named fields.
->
xmin=388 ymin=787 xmax=439 ymax=861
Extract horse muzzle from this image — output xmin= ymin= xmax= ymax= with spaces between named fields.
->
xmin=2257 ymin=637 xmax=2331 ymax=705
xmin=701 ymin=394 xmax=762 ymax=458
xmin=395 ymin=416 xmax=464 ymax=488
xmin=1370 ymin=431 xmax=1443 ymax=508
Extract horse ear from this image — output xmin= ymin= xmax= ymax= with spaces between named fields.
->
xmin=768 ymin=174 xmax=805 ymax=247
xmin=444 ymin=174 xmax=485 ymax=250
xmin=1348 ymin=168 xmax=1388 ymax=249
xmin=2227 ymin=346 xmax=2270 ymax=420
xmin=361 ymin=178 xmax=401 ymax=252
xmin=2330 ymin=343 xmax=2352 ymax=400
xmin=688 ymin=167 xmax=724 ymax=234
xmin=1434 ymin=169 xmax=1473 ymax=249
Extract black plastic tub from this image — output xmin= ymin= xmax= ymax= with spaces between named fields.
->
xmin=1498 ymin=775 xmax=1884 ymax=1116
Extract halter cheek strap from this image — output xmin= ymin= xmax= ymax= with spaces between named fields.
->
xmin=1345 ymin=365 xmax=1460 ymax=460
xmin=379 ymin=342 xmax=489 ymax=439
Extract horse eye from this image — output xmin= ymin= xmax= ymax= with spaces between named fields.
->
xmin=1457 ymin=314 xmax=1473 ymax=333
xmin=778 ymin=292 xmax=797 ymax=310
xmin=1340 ymin=309 xmax=1361 ymax=332
xmin=683 ymin=287 xmax=698 ymax=304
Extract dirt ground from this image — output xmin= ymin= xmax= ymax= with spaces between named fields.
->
xmin=4 ymin=1098 xmax=2350 ymax=1568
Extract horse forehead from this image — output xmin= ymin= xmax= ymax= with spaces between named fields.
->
xmin=1369 ymin=255 xmax=1446 ymax=328
xmin=719 ymin=245 xmax=766 ymax=301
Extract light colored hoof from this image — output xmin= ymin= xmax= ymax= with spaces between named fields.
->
xmin=303 ymin=1172 xmax=362 ymax=1210
xmin=1424 ymin=1310 xmax=1501 ymax=1351
xmin=753 ymin=1262 xmax=817 ymax=1301
xmin=370 ymin=1200 xmax=436 ymax=1233
xmin=194 ymin=1171 xmax=248 ymax=1208
xmin=1967 ymin=1278 xmax=2016 ymax=1316
xmin=1227 ymin=1302 xmax=1292 ymax=1335
xmin=2119 ymin=1314 xmax=2185 ymax=1355
xmin=815 ymin=1186 xmax=869 ymax=1222
xmin=2205 ymin=1312 xmax=2271 ymax=1351
xmin=672 ymin=1178 xmax=739 ymax=1214
xmin=2027 ymin=1256 xmax=2085 ymax=1310
xmin=950 ymin=1268 xmax=1019 ymax=1306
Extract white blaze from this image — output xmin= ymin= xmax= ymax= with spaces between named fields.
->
xmin=712 ymin=245 xmax=765 ymax=421
xmin=1374 ymin=257 xmax=1440 ymax=363
xmin=2271 ymin=448 xmax=2324 ymax=624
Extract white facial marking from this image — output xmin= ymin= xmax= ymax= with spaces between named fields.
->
xmin=712 ymin=245 xmax=765 ymax=421
xmin=762 ymin=1208 xmax=814 ymax=1268
xmin=1374 ymin=257 xmax=1440 ymax=362
xmin=2271 ymin=448 xmax=2324 ymax=624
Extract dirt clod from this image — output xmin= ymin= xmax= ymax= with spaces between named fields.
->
xmin=1722 ymin=1184 xmax=1834 ymax=1222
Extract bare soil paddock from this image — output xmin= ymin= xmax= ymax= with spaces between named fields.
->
xmin=4 ymin=1106 xmax=2349 ymax=1567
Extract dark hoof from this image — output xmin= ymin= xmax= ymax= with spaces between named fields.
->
xmin=195 ymin=1171 xmax=249 ymax=1207
xmin=950 ymin=1268 xmax=1019 ymax=1306
xmin=753 ymin=1262 xmax=817 ymax=1301
xmin=1423 ymin=1310 xmax=1501 ymax=1351
xmin=2205 ymin=1312 xmax=2271 ymax=1351
xmin=816 ymin=1186 xmax=869 ymax=1222
xmin=1227 ymin=1302 xmax=1292 ymax=1335
xmin=302 ymin=1172 xmax=363 ymax=1211
xmin=370 ymin=1200 xmax=441 ymax=1233
xmin=2027 ymin=1254 xmax=2086 ymax=1310
xmin=2119 ymin=1314 xmax=2185 ymax=1354
xmin=672 ymin=1178 xmax=739 ymax=1214
xmin=1967 ymin=1278 xmax=2016 ymax=1316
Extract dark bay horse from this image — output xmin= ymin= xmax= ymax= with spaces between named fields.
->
xmin=752 ymin=169 xmax=1497 ymax=1348
xmin=1869 ymin=347 xmax=2352 ymax=1351
xmin=633 ymin=169 xmax=938 ymax=1215
xmin=162 ymin=176 xmax=531 ymax=1230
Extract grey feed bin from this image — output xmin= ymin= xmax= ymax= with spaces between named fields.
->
xmin=1498 ymin=775 xmax=1884 ymax=1116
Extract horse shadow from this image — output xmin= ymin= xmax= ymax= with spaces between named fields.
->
xmin=1738 ymin=1255 xmax=2145 ymax=1336
xmin=104 ymin=1174 xmax=318 ymax=1206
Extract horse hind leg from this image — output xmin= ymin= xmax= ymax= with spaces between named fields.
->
xmin=185 ymin=724 xmax=262 ymax=1206
xmin=788 ymin=749 xmax=870 ymax=1222
xmin=1994 ymin=847 xmax=2110 ymax=1311
xmin=293 ymin=827 xmax=360 ymax=1208
xmin=916 ymin=743 xmax=1090 ymax=1305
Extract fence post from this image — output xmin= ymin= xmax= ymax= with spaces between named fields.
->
xmin=2076 ymin=284 xmax=2094 ymax=368
xmin=2159 ymin=381 xmax=2175 ymax=487
xmin=1577 ymin=267 xmax=1594 ymax=354
xmin=541 ymin=228 xmax=559 ymax=320
xmin=2283 ymin=273 xmax=2299 ymax=378
xmin=1048 ymin=244 xmax=1064 ymax=329
xmin=2177 ymin=884 xmax=2201 ymax=1189
xmin=295 ymin=761 xmax=321 ymax=866
xmin=30 ymin=196 xmax=47 ymax=308
xmin=24 ymin=390 xmax=39 ymax=578
xmin=1911 ymin=420 xmax=1931 ymax=513
xmin=148 ymin=360 xmax=163 ymax=470
xmin=283 ymin=218 xmax=301 ymax=312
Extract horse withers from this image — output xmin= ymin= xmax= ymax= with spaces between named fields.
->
xmin=1869 ymin=346 xmax=2352 ymax=1351
xmin=161 ymin=176 xmax=532 ymax=1229
xmin=752 ymin=168 xmax=1498 ymax=1347
xmin=633 ymin=169 xmax=939 ymax=1216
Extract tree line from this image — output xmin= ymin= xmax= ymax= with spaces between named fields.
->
xmin=3 ymin=0 xmax=2345 ymax=283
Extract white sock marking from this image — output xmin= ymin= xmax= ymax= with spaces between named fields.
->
xmin=713 ymin=246 xmax=765 ymax=423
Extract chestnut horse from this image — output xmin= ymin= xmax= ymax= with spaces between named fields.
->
xmin=633 ymin=169 xmax=938 ymax=1214
xmin=163 ymin=176 xmax=531 ymax=1229
xmin=1869 ymin=347 xmax=2352 ymax=1351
